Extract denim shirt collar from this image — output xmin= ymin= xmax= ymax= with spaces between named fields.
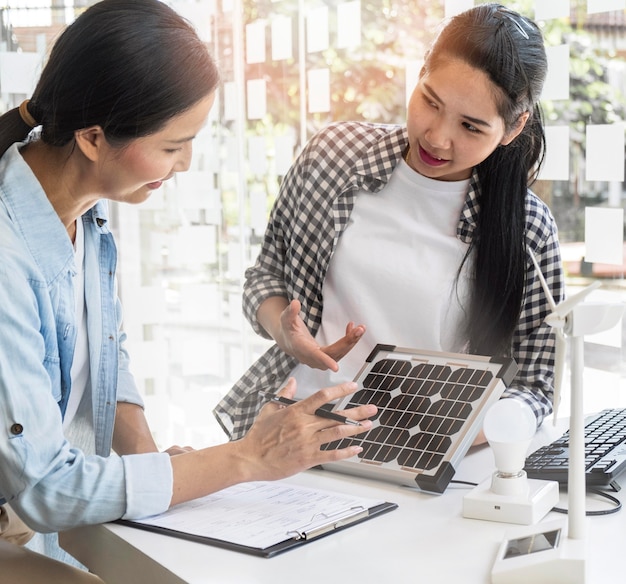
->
xmin=0 ymin=143 xmax=110 ymax=283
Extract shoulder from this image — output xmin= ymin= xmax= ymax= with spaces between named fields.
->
xmin=303 ymin=121 xmax=404 ymax=158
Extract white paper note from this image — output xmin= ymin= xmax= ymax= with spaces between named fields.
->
xmin=246 ymin=20 xmax=266 ymax=64
xmin=585 ymin=124 xmax=625 ymax=182
xmin=337 ymin=1 xmax=361 ymax=49
xmin=271 ymin=15 xmax=293 ymax=61
xmin=247 ymin=79 xmax=267 ymax=120
xmin=587 ymin=0 xmax=625 ymax=14
xmin=585 ymin=207 xmax=624 ymax=265
xmin=250 ymin=188 xmax=268 ymax=235
xmin=405 ymin=60 xmax=423 ymax=106
xmin=306 ymin=6 xmax=329 ymax=53
xmin=308 ymin=68 xmax=330 ymax=113
xmin=542 ymin=45 xmax=570 ymax=101
xmin=444 ymin=0 xmax=473 ymax=18
xmin=274 ymin=133 xmax=296 ymax=175
xmin=224 ymin=82 xmax=237 ymax=121
xmin=173 ymin=1 xmax=215 ymax=42
xmin=0 ymin=52 xmax=42 ymax=94
xmin=248 ymin=135 xmax=268 ymax=176
xmin=538 ymin=126 xmax=570 ymax=181
xmin=534 ymin=0 xmax=570 ymax=20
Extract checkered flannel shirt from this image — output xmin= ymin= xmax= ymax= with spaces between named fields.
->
xmin=214 ymin=121 xmax=565 ymax=440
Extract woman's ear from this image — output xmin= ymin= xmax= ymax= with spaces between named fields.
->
xmin=74 ymin=126 xmax=106 ymax=162
xmin=500 ymin=111 xmax=530 ymax=146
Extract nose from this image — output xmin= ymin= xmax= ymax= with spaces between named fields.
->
xmin=174 ymin=142 xmax=193 ymax=173
xmin=424 ymin=123 xmax=451 ymax=151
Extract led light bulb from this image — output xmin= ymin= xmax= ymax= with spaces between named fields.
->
xmin=484 ymin=399 xmax=536 ymax=496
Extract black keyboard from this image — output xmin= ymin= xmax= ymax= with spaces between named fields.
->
xmin=524 ymin=408 xmax=626 ymax=488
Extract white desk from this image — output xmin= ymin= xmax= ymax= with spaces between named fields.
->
xmin=60 ymin=421 xmax=625 ymax=584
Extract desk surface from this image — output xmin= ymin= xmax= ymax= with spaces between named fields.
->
xmin=60 ymin=421 xmax=626 ymax=584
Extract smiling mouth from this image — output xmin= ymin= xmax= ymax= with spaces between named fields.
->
xmin=418 ymin=145 xmax=448 ymax=167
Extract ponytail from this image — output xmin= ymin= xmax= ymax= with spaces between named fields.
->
xmin=0 ymin=100 xmax=39 ymax=157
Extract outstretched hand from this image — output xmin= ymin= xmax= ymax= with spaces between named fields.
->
xmin=233 ymin=378 xmax=376 ymax=482
xmin=276 ymin=299 xmax=366 ymax=371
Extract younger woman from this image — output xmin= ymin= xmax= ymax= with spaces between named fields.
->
xmin=216 ymin=3 xmax=564 ymax=443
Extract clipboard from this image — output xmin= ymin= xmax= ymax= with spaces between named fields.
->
xmin=117 ymin=480 xmax=397 ymax=558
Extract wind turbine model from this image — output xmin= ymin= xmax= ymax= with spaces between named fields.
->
xmin=490 ymin=252 xmax=624 ymax=584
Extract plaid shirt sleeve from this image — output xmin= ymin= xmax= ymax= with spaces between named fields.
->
xmin=502 ymin=192 xmax=565 ymax=428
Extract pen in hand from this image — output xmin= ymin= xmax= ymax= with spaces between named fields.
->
xmin=258 ymin=391 xmax=362 ymax=426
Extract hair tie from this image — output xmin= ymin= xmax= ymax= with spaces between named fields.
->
xmin=18 ymin=100 xmax=38 ymax=128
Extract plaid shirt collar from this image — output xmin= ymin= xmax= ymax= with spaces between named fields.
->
xmin=354 ymin=125 xmax=480 ymax=245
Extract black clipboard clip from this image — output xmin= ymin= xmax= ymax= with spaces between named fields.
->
xmin=287 ymin=506 xmax=369 ymax=541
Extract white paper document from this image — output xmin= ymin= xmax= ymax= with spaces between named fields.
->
xmin=130 ymin=480 xmax=391 ymax=550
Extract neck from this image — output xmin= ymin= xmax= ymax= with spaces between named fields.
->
xmin=20 ymin=140 xmax=96 ymax=237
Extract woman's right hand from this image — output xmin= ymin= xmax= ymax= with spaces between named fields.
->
xmin=233 ymin=378 xmax=376 ymax=482
xmin=169 ymin=379 xmax=375 ymax=506
xmin=272 ymin=299 xmax=366 ymax=371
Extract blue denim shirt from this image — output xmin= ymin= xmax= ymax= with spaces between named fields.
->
xmin=0 ymin=143 xmax=172 ymax=531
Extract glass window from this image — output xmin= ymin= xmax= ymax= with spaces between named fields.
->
xmin=2 ymin=0 xmax=625 ymax=448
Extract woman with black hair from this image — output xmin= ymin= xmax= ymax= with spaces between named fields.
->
xmin=0 ymin=0 xmax=375 ymax=569
xmin=216 ymin=3 xmax=564 ymax=444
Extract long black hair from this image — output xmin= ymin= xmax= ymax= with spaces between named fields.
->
xmin=0 ymin=0 xmax=219 ymax=154
xmin=423 ymin=3 xmax=547 ymax=356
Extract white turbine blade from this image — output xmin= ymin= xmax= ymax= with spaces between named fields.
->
xmin=552 ymin=328 xmax=566 ymax=426
xmin=529 ymin=250 xmax=557 ymax=312
xmin=554 ymin=280 xmax=602 ymax=318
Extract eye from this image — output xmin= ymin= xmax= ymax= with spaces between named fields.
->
xmin=421 ymin=93 xmax=438 ymax=109
xmin=165 ymin=148 xmax=183 ymax=153
xmin=463 ymin=122 xmax=481 ymax=134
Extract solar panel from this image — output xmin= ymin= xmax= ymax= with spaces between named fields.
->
xmin=321 ymin=344 xmax=518 ymax=494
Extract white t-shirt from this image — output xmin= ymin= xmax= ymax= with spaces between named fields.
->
xmin=290 ymin=160 xmax=472 ymax=398
xmin=62 ymin=218 xmax=91 ymax=430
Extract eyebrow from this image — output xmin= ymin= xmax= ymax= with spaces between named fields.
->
xmin=166 ymin=136 xmax=196 ymax=144
xmin=423 ymin=82 xmax=493 ymax=129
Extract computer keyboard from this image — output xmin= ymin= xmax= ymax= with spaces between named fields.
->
xmin=524 ymin=408 xmax=626 ymax=489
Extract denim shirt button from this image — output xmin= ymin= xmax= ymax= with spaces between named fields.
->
xmin=10 ymin=423 xmax=23 ymax=435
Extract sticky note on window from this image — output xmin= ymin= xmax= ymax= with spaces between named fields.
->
xmin=308 ymin=68 xmax=330 ymax=113
xmin=271 ymin=16 xmax=292 ymax=61
xmin=337 ymin=1 xmax=361 ymax=49
xmin=247 ymin=79 xmax=267 ymax=120
xmin=306 ymin=6 xmax=329 ymax=53
xmin=538 ymin=126 xmax=569 ymax=181
xmin=444 ymin=0 xmax=473 ymax=18
xmin=585 ymin=124 xmax=625 ymax=182
xmin=0 ymin=52 xmax=42 ymax=94
xmin=246 ymin=20 xmax=266 ymax=64
xmin=535 ymin=0 xmax=569 ymax=20
xmin=587 ymin=0 xmax=625 ymax=14
xmin=542 ymin=45 xmax=569 ymax=101
xmin=585 ymin=206 xmax=624 ymax=265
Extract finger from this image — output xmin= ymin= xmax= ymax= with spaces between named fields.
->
xmin=164 ymin=445 xmax=195 ymax=456
xmin=335 ymin=403 xmax=377 ymax=422
xmin=308 ymin=348 xmax=339 ymax=372
xmin=322 ymin=327 xmax=365 ymax=362
xmin=256 ymin=378 xmax=297 ymax=421
xmin=344 ymin=321 xmax=366 ymax=337
xmin=300 ymin=381 xmax=359 ymax=413
xmin=313 ymin=419 xmax=374 ymax=453
xmin=286 ymin=299 xmax=302 ymax=323
xmin=275 ymin=377 xmax=297 ymax=400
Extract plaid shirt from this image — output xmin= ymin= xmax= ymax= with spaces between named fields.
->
xmin=214 ymin=122 xmax=564 ymax=440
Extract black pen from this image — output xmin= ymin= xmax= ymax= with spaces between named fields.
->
xmin=258 ymin=391 xmax=361 ymax=426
